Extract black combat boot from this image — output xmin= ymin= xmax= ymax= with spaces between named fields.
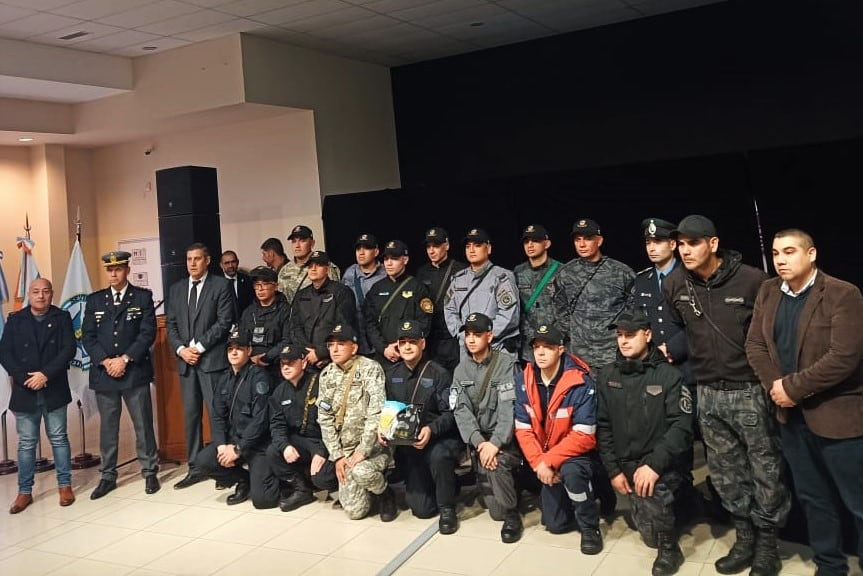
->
xmin=279 ymin=474 xmax=316 ymax=512
xmin=715 ymin=517 xmax=755 ymax=574
xmin=652 ymin=531 xmax=685 ymax=576
xmin=500 ymin=511 xmax=523 ymax=543
xmin=379 ymin=486 xmax=398 ymax=522
xmin=749 ymin=526 xmax=781 ymax=576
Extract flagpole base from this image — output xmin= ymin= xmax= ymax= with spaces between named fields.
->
xmin=35 ymin=457 xmax=55 ymax=473
xmin=0 ymin=459 xmax=17 ymax=476
xmin=71 ymin=453 xmax=100 ymax=470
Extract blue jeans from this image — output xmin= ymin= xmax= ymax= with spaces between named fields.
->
xmin=14 ymin=400 xmax=72 ymax=494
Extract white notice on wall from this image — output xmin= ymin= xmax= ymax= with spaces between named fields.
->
xmin=118 ymin=237 xmax=163 ymax=313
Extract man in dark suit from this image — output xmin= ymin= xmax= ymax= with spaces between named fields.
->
xmin=0 ymin=278 xmax=76 ymax=514
xmin=82 ymin=251 xmax=160 ymax=499
xmin=220 ymin=249 xmax=254 ymax=315
xmin=166 ymin=242 xmax=236 ymax=489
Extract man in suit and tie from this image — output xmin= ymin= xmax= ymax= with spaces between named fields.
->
xmin=166 ymin=242 xmax=237 ymax=489
xmin=82 ymin=251 xmax=160 ymax=499
xmin=220 ymin=250 xmax=254 ymax=314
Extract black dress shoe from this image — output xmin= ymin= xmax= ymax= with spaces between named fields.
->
xmin=90 ymin=479 xmax=117 ymax=500
xmin=226 ymin=482 xmax=250 ymax=505
xmin=173 ymin=473 xmax=207 ymax=490
xmin=439 ymin=506 xmax=459 ymax=535
xmin=145 ymin=475 xmax=161 ymax=494
xmin=501 ymin=512 xmax=523 ymax=543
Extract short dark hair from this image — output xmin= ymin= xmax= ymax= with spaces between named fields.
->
xmin=186 ymin=242 xmax=210 ymax=257
xmin=221 ymin=250 xmax=238 ymax=260
xmin=260 ymin=237 xmax=286 ymax=256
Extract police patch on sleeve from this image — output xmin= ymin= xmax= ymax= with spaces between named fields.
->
xmin=448 ymin=388 xmax=458 ymax=410
xmin=255 ymin=381 xmax=270 ymax=395
xmin=679 ymin=386 xmax=693 ymax=414
xmin=420 ymin=297 xmax=434 ymax=314
xmin=497 ymin=289 xmax=516 ymax=309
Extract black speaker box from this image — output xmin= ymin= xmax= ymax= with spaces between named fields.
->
xmin=158 ymin=212 xmax=222 ymax=266
xmin=156 ymin=166 xmax=219 ymax=216
xmin=160 ymin=262 xmax=188 ymax=310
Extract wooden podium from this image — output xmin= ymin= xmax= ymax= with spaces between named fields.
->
xmin=153 ymin=315 xmax=210 ymax=462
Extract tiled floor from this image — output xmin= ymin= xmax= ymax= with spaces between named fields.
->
xmin=0 ymin=455 xmax=858 ymax=576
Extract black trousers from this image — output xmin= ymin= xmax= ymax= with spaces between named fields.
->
xmin=265 ymin=443 xmax=338 ymax=493
xmin=392 ymin=435 xmax=464 ymax=518
xmin=194 ymin=444 xmax=279 ymax=509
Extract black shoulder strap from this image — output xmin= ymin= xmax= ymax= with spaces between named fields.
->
xmin=458 ymin=266 xmax=494 ymax=317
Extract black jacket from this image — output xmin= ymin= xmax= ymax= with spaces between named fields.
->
xmin=289 ymin=278 xmax=356 ymax=361
xmin=363 ymin=273 xmax=433 ymax=353
xmin=268 ymin=372 xmax=327 ymax=458
xmin=0 ymin=305 xmax=75 ymax=413
xmin=596 ymin=345 xmax=693 ymax=480
xmin=385 ymin=357 xmax=457 ymax=439
xmin=238 ymin=292 xmax=292 ymax=365
xmin=211 ymin=363 xmax=273 ymax=456
xmin=82 ymin=284 xmax=156 ymax=391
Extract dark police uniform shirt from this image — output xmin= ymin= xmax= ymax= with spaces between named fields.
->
xmin=268 ymin=372 xmax=328 ymax=458
xmin=385 ymin=358 xmax=458 ymax=438
xmin=363 ymin=273 xmax=433 ymax=353
xmin=238 ymin=292 xmax=292 ymax=365
xmin=211 ymin=362 xmax=273 ymax=456
xmin=288 ymin=278 xmax=357 ymax=362
xmin=416 ymin=257 xmax=468 ymax=343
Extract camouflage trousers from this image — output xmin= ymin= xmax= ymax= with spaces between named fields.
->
xmin=629 ymin=470 xmax=685 ymax=539
xmin=338 ymin=450 xmax=391 ymax=520
xmin=697 ymin=384 xmax=791 ymax=527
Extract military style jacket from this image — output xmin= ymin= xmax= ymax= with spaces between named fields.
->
xmin=514 ymin=257 xmax=562 ymax=362
xmin=385 ymin=358 xmax=458 ymax=439
xmin=363 ymin=273 xmax=433 ymax=354
xmin=317 ymin=355 xmax=388 ymax=462
xmin=289 ymin=278 xmax=357 ymax=362
xmin=451 ymin=350 xmax=519 ymax=449
xmin=596 ymin=345 xmax=693 ymax=480
xmin=278 ymin=259 xmax=341 ymax=305
xmin=444 ymin=261 xmax=520 ymax=350
xmin=238 ymin=292 xmax=292 ymax=365
xmin=211 ymin=362 xmax=273 ymax=457
xmin=552 ymin=256 xmax=635 ymax=369
xmin=269 ymin=371 xmax=327 ymax=457
xmin=82 ymin=284 xmax=156 ymax=391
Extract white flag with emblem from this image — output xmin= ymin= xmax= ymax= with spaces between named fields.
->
xmin=60 ymin=239 xmax=97 ymax=420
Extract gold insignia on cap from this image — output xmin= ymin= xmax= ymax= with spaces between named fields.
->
xmin=577 ymin=220 xmax=587 ymax=228
xmin=402 ymin=322 xmax=411 ymax=330
xmin=109 ymin=253 xmax=118 ymax=264
xmin=333 ymin=325 xmax=343 ymax=332
xmin=538 ymin=325 xmax=549 ymax=333
xmin=293 ymin=226 xmax=302 ymax=233
xmin=526 ymin=225 xmax=535 ymax=233
xmin=282 ymin=346 xmax=291 ymax=354
xmin=467 ymin=313 xmax=477 ymax=322
xmin=387 ymin=241 xmax=395 ymax=248
xmin=469 ymin=229 xmax=478 ymax=235
xmin=360 ymin=234 xmax=368 ymax=241
xmin=648 ymin=219 xmax=657 ymax=236
xmin=427 ymin=229 xmax=437 ymax=237
xmin=401 ymin=290 xmax=413 ymax=298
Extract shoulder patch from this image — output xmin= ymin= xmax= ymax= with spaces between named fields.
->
xmin=255 ymin=381 xmax=270 ymax=395
xmin=679 ymin=386 xmax=693 ymax=414
xmin=637 ymin=266 xmax=652 ymax=275
xmin=420 ymin=297 xmax=434 ymax=313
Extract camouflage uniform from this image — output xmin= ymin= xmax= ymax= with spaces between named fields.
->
xmin=317 ymin=355 xmax=391 ymax=519
xmin=513 ymin=257 xmax=562 ymax=363
xmin=552 ymin=256 xmax=635 ymax=369
xmin=278 ymin=259 xmax=342 ymax=305
xmin=444 ymin=262 xmax=520 ymax=362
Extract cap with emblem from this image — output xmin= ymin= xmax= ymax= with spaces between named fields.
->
xmin=249 ymin=266 xmax=278 ymax=283
xmin=671 ymin=214 xmax=717 ymax=239
xmin=101 ymin=251 xmax=131 ymax=267
xmin=529 ymin=324 xmax=566 ymax=346
xmin=397 ymin=321 xmax=425 ymax=340
xmin=424 ymin=226 xmax=449 ymax=245
xmin=608 ymin=311 xmax=651 ymax=331
xmin=279 ymin=345 xmax=305 ymax=362
xmin=463 ymin=228 xmax=491 ymax=245
xmin=382 ymin=240 xmax=409 ymax=258
xmin=521 ymin=224 xmax=549 ymax=241
xmin=355 ymin=233 xmax=378 ymax=249
xmin=642 ymin=218 xmax=677 ymax=240
xmin=571 ymin=218 xmax=601 ymax=238
xmin=307 ymin=250 xmax=331 ymax=266
xmin=227 ymin=329 xmax=251 ymax=347
xmin=287 ymin=224 xmax=313 ymax=240
xmin=460 ymin=312 xmax=493 ymax=333
xmin=326 ymin=324 xmax=358 ymax=343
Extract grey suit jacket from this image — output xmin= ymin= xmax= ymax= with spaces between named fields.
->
xmin=166 ymin=273 xmax=236 ymax=375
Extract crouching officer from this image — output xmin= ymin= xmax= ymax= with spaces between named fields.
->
xmin=381 ymin=321 xmax=464 ymax=534
xmin=238 ymin=266 xmax=291 ymax=380
xmin=267 ymin=345 xmax=338 ymax=512
xmin=317 ymin=324 xmax=395 ymax=521
xmin=193 ymin=330 xmax=279 ymax=508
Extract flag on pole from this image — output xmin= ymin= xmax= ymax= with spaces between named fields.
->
xmin=60 ymin=239 xmax=97 ymax=420
xmin=15 ymin=234 xmax=41 ymax=310
xmin=0 ymin=250 xmax=10 ymax=414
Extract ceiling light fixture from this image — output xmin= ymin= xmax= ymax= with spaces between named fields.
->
xmin=18 ymin=137 xmax=34 ymax=142
xmin=142 ymin=46 xmax=158 ymax=51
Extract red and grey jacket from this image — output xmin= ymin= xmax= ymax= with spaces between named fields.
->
xmin=514 ymin=353 xmax=597 ymax=471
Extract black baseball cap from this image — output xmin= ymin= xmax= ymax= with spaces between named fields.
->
xmin=397 ymin=321 xmax=425 ymax=340
xmin=424 ymin=227 xmax=449 ymax=245
xmin=608 ymin=311 xmax=651 ymax=331
xmin=355 ymin=233 xmax=378 ymax=249
xmin=249 ymin=266 xmax=278 ymax=283
xmin=227 ymin=329 xmax=251 ymax=347
xmin=463 ymin=228 xmax=491 ymax=245
xmin=529 ymin=324 xmax=566 ymax=346
xmin=460 ymin=312 xmax=493 ymax=333
xmin=521 ymin=224 xmax=549 ymax=241
xmin=288 ymin=225 xmax=313 ymax=240
xmin=279 ymin=345 xmax=305 ymax=362
xmin=571 ymin=218 xmax=601 ymax=237
xmin=671 ymin=214 xmax=717 ymax=239
xmin=326 ymin=324 xmax=358 ymax=343
xmin=382 ymin=240 xmax=409 ymax=258
xmin=307 ymin=250 xmax=331 ymax=265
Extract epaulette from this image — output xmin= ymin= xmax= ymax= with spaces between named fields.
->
xmin=637 ymin=266 xmax=653 ymax=275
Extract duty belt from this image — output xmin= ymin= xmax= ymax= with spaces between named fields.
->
xmin=699 ymin=380 xmax=757 ymax=391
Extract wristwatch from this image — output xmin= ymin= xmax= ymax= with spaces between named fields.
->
xmin=121 ymin=354 xmax=131 ymax=364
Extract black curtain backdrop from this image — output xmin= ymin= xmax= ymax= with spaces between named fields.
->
xmin=323 ymin=140 xmax=862 ymax=290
